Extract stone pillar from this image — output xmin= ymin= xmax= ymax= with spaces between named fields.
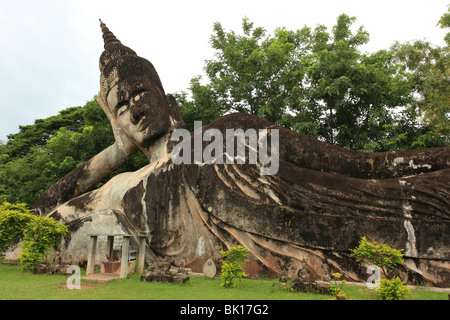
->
xmin=86 ymin=235 xmax=97 ymax=276
xmin=120 ymin=235 xmax=130 ymax=278
xmin=106 ymin=236 xmax=114 ymax=258
xmin=138 ymin=236 xmax=146 ymax=273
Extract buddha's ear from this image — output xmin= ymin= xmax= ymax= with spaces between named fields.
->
xmin=97 ymin=96 xmax=116 ymax=123
xmin=166 ymin=94 xmax=185 ymax=129
xmin=96 ymin=96 xmax=122 ymax=140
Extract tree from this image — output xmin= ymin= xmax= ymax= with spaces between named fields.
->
xmin=178 ymin=17 xmax=308 ymax=130
xmin=389 ymin=8 xmax=450 ymax=145
xmin=1 ymin=106 xmax=85 ymax=160
xmin=391 ymin=41 xmax=449 ymax=145
xmin=177 ymin=15 xmax=418 ymax=151
xmin=350 ymin=236 xmax=404 ymax=279
xmin=301 ymin=15 xmax=415 ymax=149
xmin=174 ymin=78 xmax=223 ymax=132
xmin=438 ymin=6 xmax=450 ymax=46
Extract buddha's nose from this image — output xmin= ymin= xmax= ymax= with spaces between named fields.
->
xmin=129 ymin=96 xmax=149 ymax=124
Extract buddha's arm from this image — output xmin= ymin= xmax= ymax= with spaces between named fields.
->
xmin=32 ymin=140 xmax=136 ymax=215
xmin=73 ymin=141 xmax=136 ymax=195
xmin=33 ymin=97 xmax=138 ymax=215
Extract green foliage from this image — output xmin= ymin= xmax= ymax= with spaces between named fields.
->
xmin=328 ymin=272 xmax=348 ymax=300
xmin=219 ymin=245 xmax=249 ymax=288
xmin=18 ymin=215 xmax=68 ymax=270
xmin=1 ymin=106 xmax=85 ymax=159
xmin=350 ymin=236 xmax=410 ymax=300
xmin=376 ymin=276 xmax=411 ymax=300
xmin=391 ymin=38 xmax=449 ymax=144
xmin=0 ymin=202 xmax=31 ymax=253
xmin=350 ymin=237 xmax=404 ymax=278
xmin=174 ymin=81 xmax=223 ymax=133
xmin=389 ymin=8 xmax=449 ymax=144
xmin=439 ymin=6 xmax=450 ymax=46
xmin=0 ymin=201 xmax=67 ymax=269
xmin=177 ymin=17 xmax=313 ymax=131
xmin=178 ymin=12 xmax=449 ymax=150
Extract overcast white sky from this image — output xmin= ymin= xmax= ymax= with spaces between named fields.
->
xmin=0 ymin=0 xmax=448 ymax=142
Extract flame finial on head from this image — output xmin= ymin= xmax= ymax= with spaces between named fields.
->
xmin=98 ymin=19 xmax=165 ymax=100
xmin=99 ymin=19 xmax=122 ymax=49
xmin=98 ymin=19 xmax=137 ymax=73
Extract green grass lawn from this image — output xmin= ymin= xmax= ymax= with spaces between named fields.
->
xmin=0 ymin=265 xmax=448 ymax=300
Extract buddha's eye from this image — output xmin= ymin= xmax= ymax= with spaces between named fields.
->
xmin=131 ymin=89 xmax=147 ymax=102
xmin=116 ymin=102 xmax=129 ymax=117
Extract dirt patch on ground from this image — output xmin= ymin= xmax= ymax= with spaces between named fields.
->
xmin=82 ymin=273 xmax=120 ymax=282
xmin=59 ymin=283 xmax=97 ymax=290
xmin=59 ymin=272 xmax=121 ymax=289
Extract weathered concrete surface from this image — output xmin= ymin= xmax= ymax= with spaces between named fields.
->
xmin=34 ymin=21 xmax=450 ymax=287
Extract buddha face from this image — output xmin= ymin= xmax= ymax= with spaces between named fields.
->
xmin=106 ymin=75 xmax=170 ymax=147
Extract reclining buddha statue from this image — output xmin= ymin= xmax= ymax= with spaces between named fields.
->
xmin=33 ymin=20 xmax=450 ymax=286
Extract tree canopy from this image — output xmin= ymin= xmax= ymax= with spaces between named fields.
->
xmin=176 ymin=12 xmax=449 ymax=151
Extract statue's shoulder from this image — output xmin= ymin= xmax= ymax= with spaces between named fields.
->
xmin=203 ymin=113 xmax=280 ymax=132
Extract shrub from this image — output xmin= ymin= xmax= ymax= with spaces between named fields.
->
xmin=0 ymin=201 xmax=67 ymax=269
xmin=376 ymin=276 xmax=411 ymax=300
xmin=220 ymin=245 xmax=249 ymax=288
xmin=328 ymin=272 xmax=348 ymax=300
xmin=0 ymin=202 xmax=31 ymax=253
xmin=19 ymin=215 xmax=68 ymax=269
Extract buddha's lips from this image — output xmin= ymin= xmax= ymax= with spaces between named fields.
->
xmin=138 ymin=116 xmax=151 ymax=132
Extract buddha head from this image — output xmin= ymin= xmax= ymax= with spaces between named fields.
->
xmin=99 ymin=20 xmax=177 ymax=148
